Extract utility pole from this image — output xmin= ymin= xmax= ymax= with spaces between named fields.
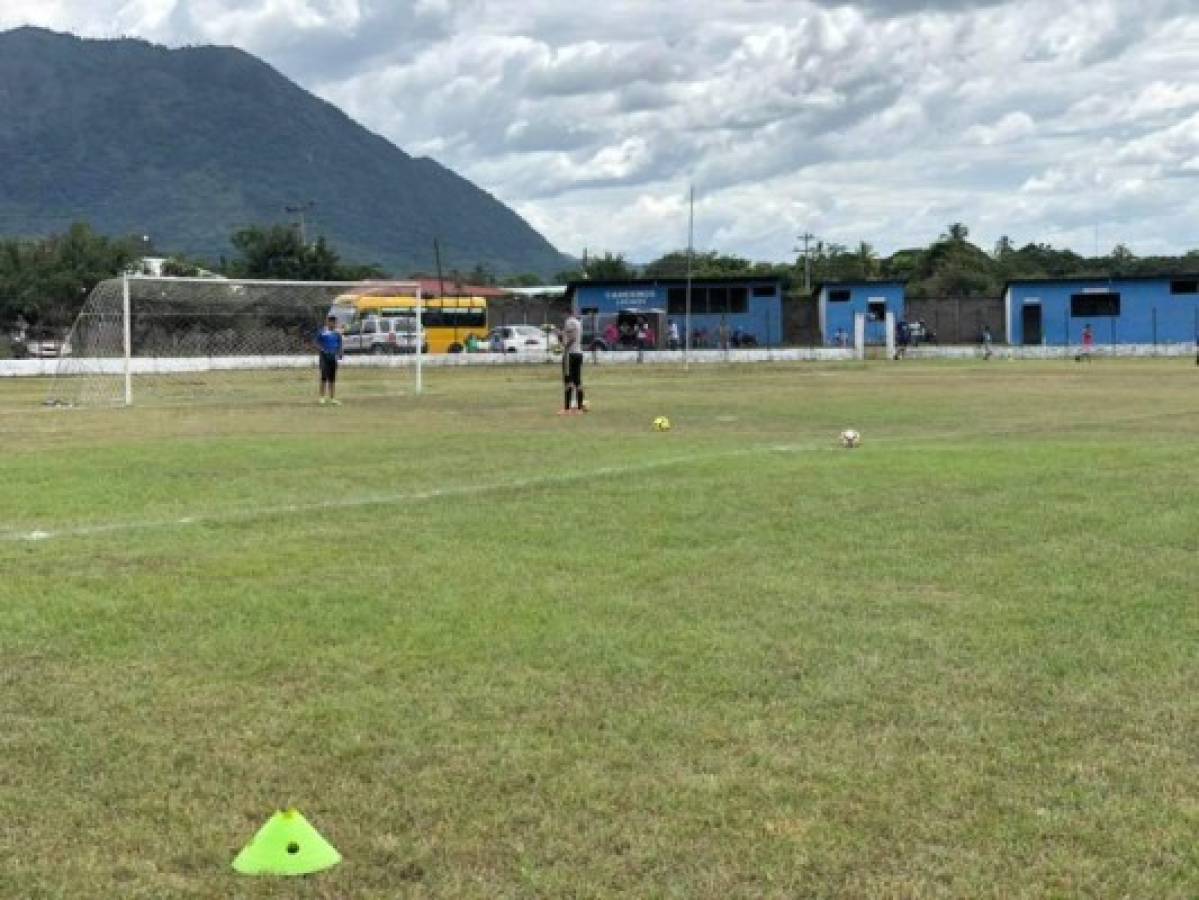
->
xmin=685 ymin=185 xmax=694 ymax=370
xmin=796 ymin=231 xmax=816 ymax=294
xmin=434 ymin=238 xmax=445 ymax=299
xmin=285 ymin=201 xmax=315 ymax=246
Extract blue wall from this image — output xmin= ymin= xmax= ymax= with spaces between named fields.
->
xmin=569 ymin=279 xmax=783 ymax=347
xmin=1007 ymin=277 xmax=1199 ymax=346
xmin=817 ymin=282 xmax=906 ymax=345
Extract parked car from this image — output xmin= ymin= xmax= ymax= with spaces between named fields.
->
xmin=487 ymin=325 xmax=551 ymax=352
xmin=342 ymin=316 xmax=425 ymax=354
xmin=25 ymin=338 xmax=71 ymax=358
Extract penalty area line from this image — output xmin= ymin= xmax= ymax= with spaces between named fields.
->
xmin=4 ymin=442 xmax=827 ymax=544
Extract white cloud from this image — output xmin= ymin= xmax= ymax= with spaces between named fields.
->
xmin=965 ymin=111 xmax=1036 ymax=146
xmin=2 ymin=0 xmax=1199 ymax=260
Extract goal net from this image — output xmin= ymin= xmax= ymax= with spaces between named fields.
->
xmin=48 ymin=276 xmax=423 ymax=407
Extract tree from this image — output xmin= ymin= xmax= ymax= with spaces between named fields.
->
xmin=0 ymin=222 xmax=140 ymax=327
xmin=160 ymin=257 xmax=204 ymax=277
xmin=501 ymin=273 xmax=546 ymax=287
xmin=941 ymin=222 xmax=970 ymax=243
xmin=855 ymin=242 xmax=878 ymax=278
xmin=585 ymin=252 xmax=635 ymax=280
xmin=643 ymin=251 xmax=757 ymax=279
xmin=1109 ymin=244 xmax=1136 ymax=273
xmin=225 ymin=226 xmax=385 ymax=281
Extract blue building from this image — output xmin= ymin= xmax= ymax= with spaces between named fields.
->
xmin=1006 ymin=275 xmax=1199 ymax=346
xmin=814 ymin=281 xmax=907 ymax=346
xmin=566 ymin=277 xmax=784 ymax=348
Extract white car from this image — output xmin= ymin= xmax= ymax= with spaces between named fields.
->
xmin=26 ymin=338 xmax=71 ymax=358
xmin=487 ymin=325 xmax=550 ymax=353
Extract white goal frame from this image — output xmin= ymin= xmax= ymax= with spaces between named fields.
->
xmin=63 ymin=274 xmax=425 ymax=407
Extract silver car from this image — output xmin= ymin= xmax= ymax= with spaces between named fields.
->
xmin=342 ymin=316 xmax=423 ymax=354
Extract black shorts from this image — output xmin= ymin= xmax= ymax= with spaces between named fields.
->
xmin=319 ymin=353 xmax=339 ymax=383
xmin=563 ymin=351 xmax=583 ymax=386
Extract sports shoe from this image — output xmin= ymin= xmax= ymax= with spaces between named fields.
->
xmin=329 ymin=398 xmax=342 ymax=406
xmin=319 ymin=397 xmax=329 ymax=405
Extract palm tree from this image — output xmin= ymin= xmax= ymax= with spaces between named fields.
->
xmin=856 ymin=241 xmax=877 ymax=277
xmin=941 ymin=222 xmax=970 ymax=244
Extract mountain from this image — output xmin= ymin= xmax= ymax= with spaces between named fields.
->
xmin=0 ymin=27 xmax=570 ymax=277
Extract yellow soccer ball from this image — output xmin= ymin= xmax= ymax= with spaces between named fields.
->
xmin=653 ymin=416 xmax=672 ymax=432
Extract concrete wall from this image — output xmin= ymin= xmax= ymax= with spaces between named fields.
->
xmin=905 ymin=297 xmax=1006 ymax=344
xmin=782 ymin=294 xmax=822 ymax=346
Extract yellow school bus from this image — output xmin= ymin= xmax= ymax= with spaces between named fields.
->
xmin=338 ymin=293 xmax=488 ymax=354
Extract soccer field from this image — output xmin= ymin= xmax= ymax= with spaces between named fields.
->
xmin=2 ymin=360 xmax=1197 ymax=897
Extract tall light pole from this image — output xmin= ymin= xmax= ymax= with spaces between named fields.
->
xmin=685 ymin=185 xmax=694 ymax=371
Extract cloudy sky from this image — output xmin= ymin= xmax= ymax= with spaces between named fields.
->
xmin=3 ymin=0 xmax=1199 ymax=262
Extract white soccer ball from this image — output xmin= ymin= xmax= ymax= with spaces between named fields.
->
xmin=840 ymin=429 xmax=861 ymax=449
xmin=653 ymin=416 xmax=672 ymax=431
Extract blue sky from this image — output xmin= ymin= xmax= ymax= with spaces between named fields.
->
xmin=3 ymin=0 xmax=1198 ymax=262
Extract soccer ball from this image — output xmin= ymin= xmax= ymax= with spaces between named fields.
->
xmin=840 ymin=429 xmax=861 ymax=448
xmin=653 ymin=416 xmax=672 ymax=431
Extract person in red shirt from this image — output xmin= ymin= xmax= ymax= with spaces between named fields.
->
xmin=1077 ymin=323 xmax=1095 ymax=362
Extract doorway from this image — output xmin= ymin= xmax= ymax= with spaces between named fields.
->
xmin=1021 ymin=304 xmax=1042 ymax=345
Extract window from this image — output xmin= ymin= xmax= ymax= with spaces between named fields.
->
xmin=424 ymin=307 xmax=487 ymax=328
xmin=729 ymin=287 xmax=748 ymax=314
xmin=708 ymin=287 xmax=729 ymax=315
xmin=1070 ymin=292 xmax=1121 ymax=317
xmin=363 ymin=320 xmax=377 ymax=334
xmin=690 ymin=287 xmax=709 ymax=314
xmin=1170 ymin=279 xmax=1198 ymax=295
xmin=668 ymin=288 xmax=687 ymax=315
xmin=868 ymin=301 xmax=887 ymax=322
xmin=828 ymin=289 xmax=851 ymax=303
xmin=752 ymin=284 xmax=775 ymax=297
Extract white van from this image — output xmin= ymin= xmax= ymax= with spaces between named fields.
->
xmin=342 ymin=316 xmax=424 ymax=354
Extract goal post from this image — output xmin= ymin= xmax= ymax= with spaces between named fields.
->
xmin=48 ymin=276 xmax=423 ymax=407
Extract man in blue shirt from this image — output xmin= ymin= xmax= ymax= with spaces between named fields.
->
xmin=315 ymin=315 xmax=343 ymax=405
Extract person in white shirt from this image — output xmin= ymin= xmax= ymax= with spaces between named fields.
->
xmin=559 ymin=315 xmax=587 ymax=414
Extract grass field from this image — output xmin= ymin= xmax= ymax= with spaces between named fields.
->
xmin=2 ymin=360 xmax=1197 ymax=898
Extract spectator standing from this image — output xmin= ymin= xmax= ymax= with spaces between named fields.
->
xmin=1079 ymin=324 xmax=1095 ymax=362
xmin=603 ymin=321 xmax=619 ymax=349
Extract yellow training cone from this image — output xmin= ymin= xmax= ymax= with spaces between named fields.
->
xmin=232 ymin=808 xmax=342 ymax=876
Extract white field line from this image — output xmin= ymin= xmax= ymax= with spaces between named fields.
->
xmin=6 ymin=405 xmax=1194 ymax=544
xmin=3 ymin=443 xmax=826 ymax=544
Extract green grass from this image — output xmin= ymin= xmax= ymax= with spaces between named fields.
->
xmin=2 ymin=360 xmax=1197 ymax=898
